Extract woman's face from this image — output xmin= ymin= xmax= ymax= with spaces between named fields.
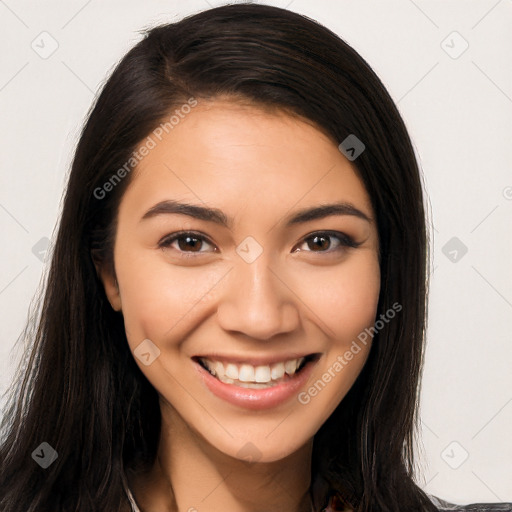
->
xmin=101 ymin=99 xmax=380 ymax=462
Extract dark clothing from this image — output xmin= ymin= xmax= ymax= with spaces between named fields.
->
xmin=430 ymin=495 xmax=512 ymax=511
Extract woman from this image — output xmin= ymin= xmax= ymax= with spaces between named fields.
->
xmin=0 ymin=4 xmax=510 ymax=511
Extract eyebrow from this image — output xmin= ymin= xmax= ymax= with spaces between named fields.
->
xmin=140 ymin=199 xmax=372 ymax=228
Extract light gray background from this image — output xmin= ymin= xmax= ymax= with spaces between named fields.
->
xmin=1 ymin=0 xmax=511 ymax=505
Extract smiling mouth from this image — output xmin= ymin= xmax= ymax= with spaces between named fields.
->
xmin=194 ymin=354 xmax=319 ymax=389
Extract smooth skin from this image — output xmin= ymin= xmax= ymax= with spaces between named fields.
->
xmin=99 ymin=98 xmax=380 ymax=512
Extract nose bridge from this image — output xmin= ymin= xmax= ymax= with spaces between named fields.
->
xmin=216 ymin=248 xmax=299 ymax=340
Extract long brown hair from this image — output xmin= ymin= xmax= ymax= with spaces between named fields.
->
xmin=0 ymin=4 xmax=435 ymax=511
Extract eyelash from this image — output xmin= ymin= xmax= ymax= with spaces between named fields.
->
xmin=157 ymin=230 xmax=362 ymax=258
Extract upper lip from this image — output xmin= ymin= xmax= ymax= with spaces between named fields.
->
xmin=193 ymin=352 xmax=319 ymax=366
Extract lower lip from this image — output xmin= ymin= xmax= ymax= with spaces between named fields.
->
xmin=194 ymin=359 xmax=317 ymax=411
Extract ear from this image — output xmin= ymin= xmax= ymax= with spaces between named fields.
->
xmin=92 ymin=256 xmax=122 ymax=312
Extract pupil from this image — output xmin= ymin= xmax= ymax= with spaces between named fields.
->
xmin=180 ymin=236 xmax=201 ymax=252
xmin=311 ymin=235 xmax=329 ymax=251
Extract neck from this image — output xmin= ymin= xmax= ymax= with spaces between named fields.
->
xmin=130 ymin=400 xmax=314 ymax=512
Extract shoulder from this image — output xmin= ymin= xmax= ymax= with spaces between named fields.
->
xmin=429 ymin=495 xmax=512 ymax=511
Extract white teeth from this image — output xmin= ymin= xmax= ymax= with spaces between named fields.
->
xmin=238 ymin=364 xmax=255 ymax=382
xmin=271 ymin=362 xmax=285 ymax=380
xmin=219 ymin=376 xmax=235 ymax=384
xmin=201 ymin=359 xmax=213 ymax=373
xmin=254 ymin=365 xmax=271 ymax=383
xmin=199 ymin=356 xmax=307 ymax=386
xmin=284 ymin=359 xmax=297 ymax=375
xmin=225 ymin=363 xmax=239 ymax=380
xmin=238 ymin=381 xmax=270 ymax=389
xmin=213 ymin=361 xmax=224 ymax=376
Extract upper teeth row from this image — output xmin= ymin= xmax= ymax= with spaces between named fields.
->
xmin=200 ymin=357 xmax=305 ymax=383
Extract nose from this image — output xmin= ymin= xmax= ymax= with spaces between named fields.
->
xmin=216 ymin=252 xmax=300 ymax=341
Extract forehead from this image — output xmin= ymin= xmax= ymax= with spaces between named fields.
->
xmin=121 ymin=99 xmax=374 ymax=222
xmin=142 ymin=99 xmax=338 ymax=165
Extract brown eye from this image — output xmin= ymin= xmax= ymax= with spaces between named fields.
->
xmin=176 ymin=235 xmax=203 ymax=252
xmin=307 ymin=234 xmax=331 ymax=251
xmin=294 ymin=231 xmax=361 ymax=254
xmin=158 ymin=232 xmax=216 ymax=256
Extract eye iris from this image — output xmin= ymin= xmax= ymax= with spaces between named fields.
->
xmin=309 ymin=235 xmax=330 ymax=251
xmin=178 ymin=236 xmax=202 ymax=252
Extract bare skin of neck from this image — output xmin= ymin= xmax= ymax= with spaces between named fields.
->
xmin=129 ymin=401 xmax=314 ymax=512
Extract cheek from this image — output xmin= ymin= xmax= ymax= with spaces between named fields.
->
xmin=113 ymin=249 xmax=220 ymax=347
xmin=294 ymin=252 xmax=381 ymax=341
xmin=295 ymin=255 xmax=379 ymax=421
